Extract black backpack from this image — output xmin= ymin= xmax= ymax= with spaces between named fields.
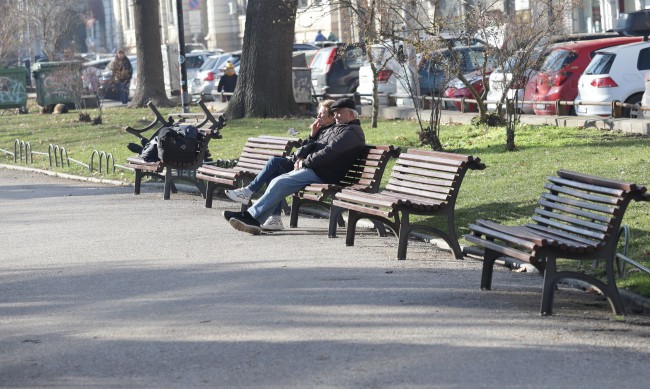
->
xmin=157 ymin=125 xmax=201 ymax=164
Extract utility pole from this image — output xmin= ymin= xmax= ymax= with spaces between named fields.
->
xmin=176 ymin=0 xmax=189 ymax=113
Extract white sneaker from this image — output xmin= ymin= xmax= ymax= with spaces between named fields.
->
xmin=225 ymin=187 xmax=251 ymax=205
xmin=261 ymin=215 xmax=284 ymax=231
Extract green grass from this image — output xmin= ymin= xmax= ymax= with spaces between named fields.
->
xmin=2 ymin=102 xmax=649 ymax=297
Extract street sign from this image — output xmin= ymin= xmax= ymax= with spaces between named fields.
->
xmin=188 ymin=0 xmax=200 ymax=10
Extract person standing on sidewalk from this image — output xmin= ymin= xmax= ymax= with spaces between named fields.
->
xmin=223 ymin=99 xmax=337 ymax=231
xmin=223 ymin=97 xmax=365 ymax=235
xmin=111 ymin=49 xmax=132 ymax=105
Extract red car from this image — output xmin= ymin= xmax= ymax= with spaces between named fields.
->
xmin=533 ymin=36 xmax=640 ymax=115
xmin=443 ymin=69 xmax=492 ymax=112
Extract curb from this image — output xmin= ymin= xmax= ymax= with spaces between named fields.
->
xmin=0 ymin=164 xmax=129 ymax=186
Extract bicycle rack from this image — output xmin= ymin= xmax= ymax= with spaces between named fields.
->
xmin=616 ymin=225 xmax=650 ymax=278
xmin=90 ymin=150 xmax=115 ymax=174
xmin=48 ymin=144 xmax=70 ymax=168
xmin=14 ymin=139 xmax=33 ymax=164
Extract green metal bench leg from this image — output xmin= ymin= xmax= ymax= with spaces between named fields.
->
xmin=540 ymin=256 xmax=558 ymax=316
xmin=163 ymin=169 xmax=173 ymax=200
xmin=289 ymin=196 xmax=301 ymax=228
xmin=205 ymin=182 xmax=216 ymax=208
xmin=133 ymin=169 xmax=143 ymax=195
xmin=480 ymin=248 xmax=501 ymax=291
xmin=345 ymin=210 xmax=360 ymax=247
xmin=397 ymin=212 xmax=411 ymax=260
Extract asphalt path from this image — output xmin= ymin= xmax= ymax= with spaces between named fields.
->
xmin=1 ymin=167 xmax=649 ymax=388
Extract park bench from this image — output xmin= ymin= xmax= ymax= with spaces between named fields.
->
xmin=332 ymin=149 xmax=485 ymax=260
xmin=196 ymin=135 xmax=301 ymax=209
xmin=289 ymin=144 xmax=400 ymax=236
xmin=464 ymin=169 xmax=649 ymax=316
xmin=124 ymin=100 xmax=225 ymax=200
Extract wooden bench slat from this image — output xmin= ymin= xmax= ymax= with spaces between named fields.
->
xmin=531 ymin=215 xmax=608 ymax=242
xmin=534 ymin=208 xmax=610 ymax=233
xmin=558 ymin=169 xmax=645 ymax=193
xmin=465 ymin=234 xmax=535 ymax=262
xmin=537 ymin=197 xmax=614 ymax=222
xmin=396 ymin=158 xmax=463 ymax=174
xmin=335 ymin=190 xmax=399 ymax=208
xmin=544 ymin=183 xmax=623 ymax=206
xmin=540 ymin=193 xmax=616 ymax=215
xmin=524 ymin=222 xmax=602 ymax=249
xmin=391 ymin=165 xmax=457 ymax=181
xmin=549 ymin=176 xmax=626 ymax=197
xmin=384 ymin=183 xmax=450 ymax=202
xmin=332 ymin=200 xmax=393 ymax=219
xmin=474 ymin=220 xmax=548 ymax=246
xmin=389 ymin=172 xmax=455 ymax=189
xmin=468 ymin=224 xmax=540 ymax=250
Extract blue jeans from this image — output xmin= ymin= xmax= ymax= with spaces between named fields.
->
xmin=118 ymin=81 xmax=129 ymax=104
xmin=247 ymin=157 xmax=294 ymax=216
xmin=248 ymin=168 xmax=324 ymax=223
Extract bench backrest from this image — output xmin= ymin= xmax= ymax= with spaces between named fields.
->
xmin=340 ymin=144 xmax=400 ymax=192
xmin=233 ymin=136 xmax=301 ymax=174
xmin=385 ymin=149 xmax=485 ymax=204
xmin=531 ymin=169 xmax=648 ymax=250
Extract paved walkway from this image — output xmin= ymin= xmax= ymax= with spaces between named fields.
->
xmin=1 ymin=167 xmax=650 ymax=388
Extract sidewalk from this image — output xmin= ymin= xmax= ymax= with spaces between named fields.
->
xmin=1 ymin=167 xmax=650 ymax=388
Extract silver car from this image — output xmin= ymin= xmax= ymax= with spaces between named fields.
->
xmin=189 ymin=53 xmax=233 ymax=100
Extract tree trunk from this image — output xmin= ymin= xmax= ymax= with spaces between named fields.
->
xmin=130 ymin=0 xmax=173 ymax=108
xmin=226 ymin=0 xmax=298 ymax=119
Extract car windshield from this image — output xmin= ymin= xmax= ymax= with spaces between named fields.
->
xmin=540 ymin=49 xmax=578 ymax=73
xmin=363 ymin=46 xmax=399 ymax=66
xmin=583 ymin=52 xmax=615 ymax=75
xmin=186 ymin=55 xmax=205 ymax=69
xmin=200 ymin=56 xmax=219 ymax=71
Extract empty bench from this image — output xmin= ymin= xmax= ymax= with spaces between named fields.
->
xmin=333 ymin=149 xmax=485 ymax=260
xmin=464 ymin=169 xmax=649 ymax=316
xmin=196 ymin=136 xmax=301 ymax=209
xmin=124 ymin=100 xmax=225 ymax=200
xmin=289 ymin=144 xmax=399 ymax=235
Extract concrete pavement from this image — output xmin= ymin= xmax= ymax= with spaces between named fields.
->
xmin=1 ymin=166 xmax=650 ymax=388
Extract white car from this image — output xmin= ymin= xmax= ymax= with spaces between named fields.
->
xmin=357 ymin=44 xmax=404 ymax=105
xmin=189 ymin=53 xmax=233 ymax=101
xmin=574 ymin=41 xmax=650 ymax=118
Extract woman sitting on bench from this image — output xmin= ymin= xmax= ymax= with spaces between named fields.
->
xmin=223 ymin=99 xmax=337 ymax=231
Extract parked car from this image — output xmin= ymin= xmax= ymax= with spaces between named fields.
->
xmin=574 ymin=41 xmax=650 ymax=118
xmin=82 ymin=58 xmax=112 ymax=94
xmin=310 ymin=44 xmax=364 ymax=95
xmin=533 ymin=36 xmax=640 ymax=115
xmin=486 ymin=48 xmax=547 ymax=114
xmin=357 ymin=44 xmax=404 ymax=104
xmin=443 ymin=66 xmax=498 ymax=112
xmin=189 ymin=53 xmax=235 ymax=101
xmin=418 ymin=46 xmax=493 ymax=98
xmin=357 ymin=38 xmax=485 ymax=105
xmin=184 ymin=51 xmax=217 ymax=82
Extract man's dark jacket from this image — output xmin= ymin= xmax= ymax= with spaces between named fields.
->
xmin=300 ymin=119 xmax=365 ymax=184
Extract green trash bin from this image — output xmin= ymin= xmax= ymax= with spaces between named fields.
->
xmin=0 ymin=66 xmax=28 ymax=111
xmin=32 ymin=61 xmax=83 ymax=107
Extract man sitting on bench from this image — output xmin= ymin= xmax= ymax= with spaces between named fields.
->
xmin=223 ymin=97 xmax=366 ymax=235
xmin=223 ymin=99 xmax=337 ymax=231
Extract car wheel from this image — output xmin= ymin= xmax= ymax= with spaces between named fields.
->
xmin=623 ymin=94 xmax=642 ymax=119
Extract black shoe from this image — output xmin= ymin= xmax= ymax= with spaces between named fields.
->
xmin=204 ymin=149 xmax=213 ymax=163
xmin=222 ymin=210 xmax=240 ymax=221
xmin=229 ymin=211 xmax=261 ymax=235
xmin=127 ymin=143 xmax=143 ymax=154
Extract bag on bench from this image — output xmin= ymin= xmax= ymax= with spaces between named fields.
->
xmin=157 ymin=125 xmax=202 ymax=164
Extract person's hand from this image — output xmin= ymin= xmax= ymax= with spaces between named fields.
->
xmin=294 ymin=158 xmax=304 ymax=171
xmin=310 ymin=118 xmax=321 ymax=138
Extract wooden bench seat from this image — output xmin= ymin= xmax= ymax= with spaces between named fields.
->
xmin=332 ymin=149 xmax=485 ymax=260
xmin=464 ymin=169 xmax=649 ymax=316
xmin=289 ymin=144 xmax=399 ymax=236
xmin=196 ymin=136 xmax=301 ymax=208
xmin=124 ymin=100 xmax=225 ymax=200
